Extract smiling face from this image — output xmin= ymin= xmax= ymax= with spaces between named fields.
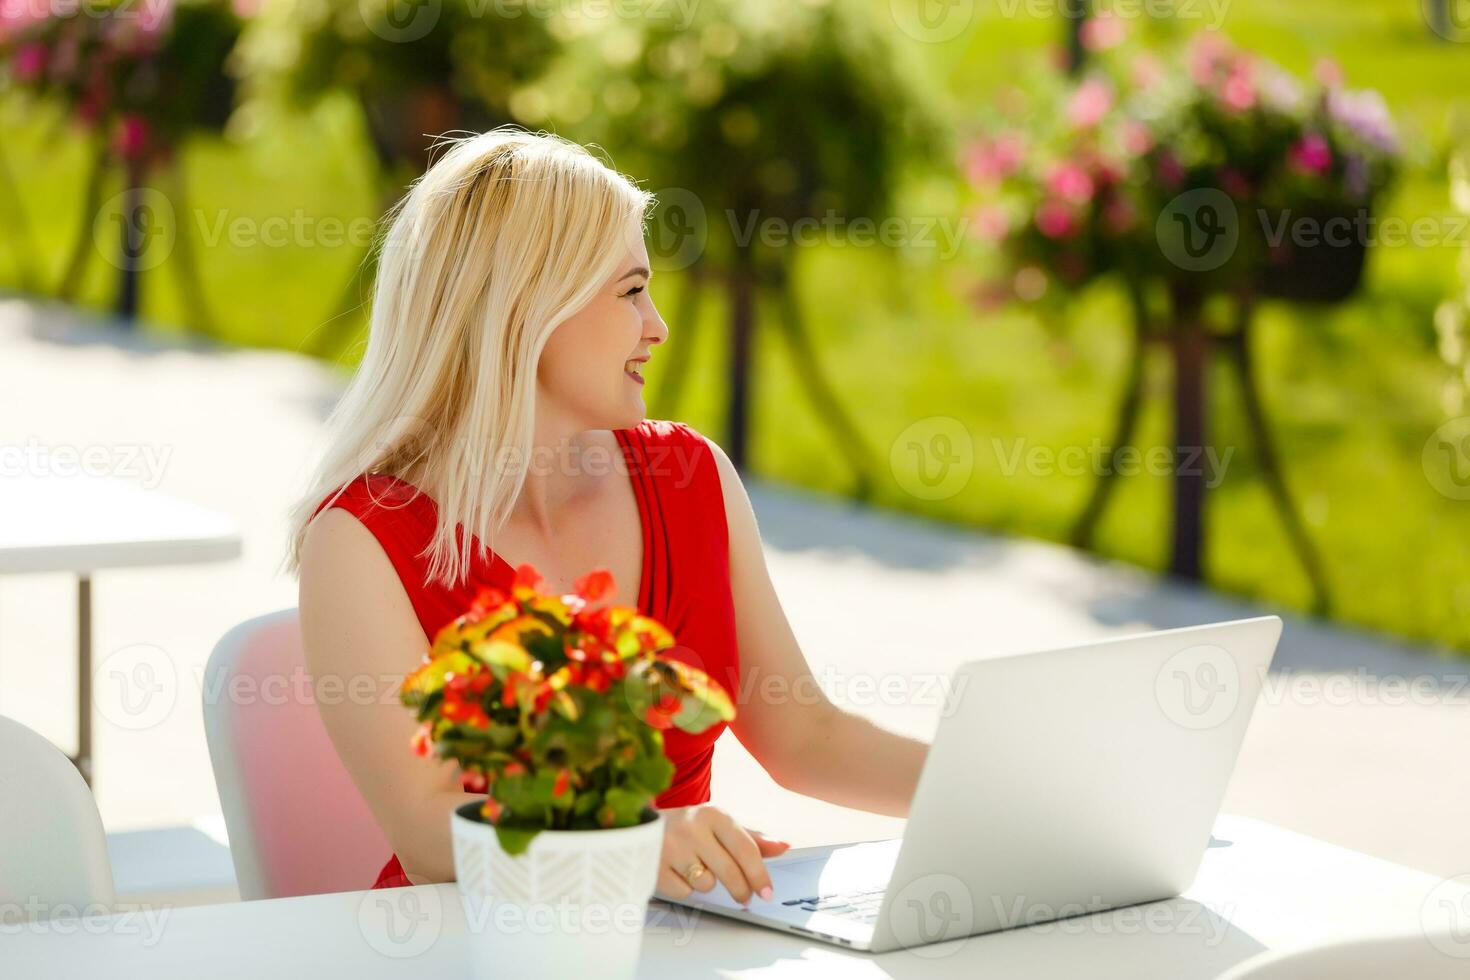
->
xmin=537 ymin=235 xmax=668 ymax=431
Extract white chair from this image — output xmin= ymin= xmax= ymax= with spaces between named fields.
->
xmin=1217 ymin=932 xmax=1469 ymax=979
xmin=0 ymin=714 xmax=115 ymax=915
xmin=202 ymin=609 xmax=390 ymax=900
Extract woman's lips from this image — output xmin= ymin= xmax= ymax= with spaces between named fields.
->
xmin=624 ymin=359 xmax=645 ymax=385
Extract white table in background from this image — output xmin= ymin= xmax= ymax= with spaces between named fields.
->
xmin=0 ymin=476 xmax=240 ymax=784
xmin=6 ymin=816 xmax=1466 ymax=978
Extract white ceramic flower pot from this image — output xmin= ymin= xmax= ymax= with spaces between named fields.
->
xmin=450 ymin=802 xmax=665 ymax=980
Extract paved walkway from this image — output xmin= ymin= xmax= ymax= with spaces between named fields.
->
xmin=1 ymin=298 xmax=1465 ymax=904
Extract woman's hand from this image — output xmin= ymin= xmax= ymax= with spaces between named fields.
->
xmin=657 ymin=805 xmax=790 ymax=905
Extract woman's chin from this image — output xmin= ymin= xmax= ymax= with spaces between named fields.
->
xmin=612 ymin=392 xmax=647 ymax=429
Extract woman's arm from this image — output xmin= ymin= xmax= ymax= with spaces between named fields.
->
xmin=298 ymin=509 xmax=472 ymax=884
xmin=708 ymin=440 xmax=930 ymax=817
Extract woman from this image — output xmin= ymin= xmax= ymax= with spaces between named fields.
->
xmin=289 ymin=129 xmax=927 ymax=906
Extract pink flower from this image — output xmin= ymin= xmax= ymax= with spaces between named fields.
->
xmin=1189 ymin=32 xmax=1232 ymax=85
xmin=1080 ymin=14 xmax=1125 ymax=52
xmin=1314 ymin=58 xmax=1344 ymax=88
xmin=1156 ymin=151 xmax=1185 ymax=189
xmin=1221 ymin=71 xmax=1256 ymax=113
xmin=1035 ymin=200 xmax=1078 ymax=239
xmin=11 ymin=42 xmax=47 ymax=82
xmin=1046 ymin=162 xmax=1095 ymax=204
xmin=113 ymin=114 xmax=152 ymax=162
xmin=1067 ymin=78 xmax=1114 ymax=129
xmin=1288 ymin=134 xmax=1333 ymax=175
xmin=968 ymin=204 xmax=1010 ymax=242
xmin=1220 ymin=168 xmax=1252 ymax=198
xmin=962 ymin=133 xmax=1025 ymax=186
xmin=1131 ymin=54 xmax=1164 ymax=89
xmin=1102 ymin=197 xmax=1136 ymax=235
xmin=1122 ymin=121 xmax=1154 ymax=155
xmin=1090 ymin=157 xmax=1124 ymax=187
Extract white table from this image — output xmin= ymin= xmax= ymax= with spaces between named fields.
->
xmin=6 ymin=816 xmax=1467 ymax=978
xmin=0 ymin=476 xmax=240 ymax=784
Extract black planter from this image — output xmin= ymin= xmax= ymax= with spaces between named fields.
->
xmin=1257 ymin=207 xmax=1368 ymax=303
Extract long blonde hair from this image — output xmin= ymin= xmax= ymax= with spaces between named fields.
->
xmin=287 ymin=128 xmax=654 ymax=586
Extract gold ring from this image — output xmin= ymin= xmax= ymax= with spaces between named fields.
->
xmin=681 ymin=860 xmax=708 ymax=885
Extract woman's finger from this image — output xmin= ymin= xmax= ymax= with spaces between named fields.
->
xmin=692 ymin=828 xmax=756 ymax=904
xmin=712 ymin=820 xmax=775 ymax=902
xmin=657 ymin=862 xmax=694 ymax=899
xmin=751 ymin=832 xmax=791 ymax=859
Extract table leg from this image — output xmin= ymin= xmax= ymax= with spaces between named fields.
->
xmin=74 ymin=574 xmax=93 ymax=787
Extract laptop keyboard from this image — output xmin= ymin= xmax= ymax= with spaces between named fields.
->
xmin=782 ymin=887 xmax=885 ymax=923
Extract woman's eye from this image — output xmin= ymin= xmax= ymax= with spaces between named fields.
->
xmin=622 ymin=285 xmax=645 ymax=298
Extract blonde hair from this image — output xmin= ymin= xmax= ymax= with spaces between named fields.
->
xmin=287 ymin=128 xmax=654 ymax=586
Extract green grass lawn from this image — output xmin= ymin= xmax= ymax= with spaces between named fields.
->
xmin=2 ymin=3 xmax=1469 ymax=652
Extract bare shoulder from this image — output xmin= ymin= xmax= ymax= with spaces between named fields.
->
xmin=298 ymin=508 xmax=422 ymax=671
xmin=687 ymin=427 xmax=763 ymax=551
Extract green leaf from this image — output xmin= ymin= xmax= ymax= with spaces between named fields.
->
xmin=494 ymin=824 xmax=541 ymax=857
xmin=601 ymin=787 xmax=649 ymax=828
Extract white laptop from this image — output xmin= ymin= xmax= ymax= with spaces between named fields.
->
xmin=659 ymin=616 xmax=1282 ymax=952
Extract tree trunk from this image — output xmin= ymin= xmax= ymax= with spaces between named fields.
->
xmin=114 ymin=158 xmax=149 ymax=324
xmin=726 ymin=249 xmax=756 ymax=471
xmin=1169 ymin=286 xmax=1209 ymax=580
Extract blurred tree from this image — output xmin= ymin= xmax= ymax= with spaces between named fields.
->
xmin=0 ymin=0 xmax=241 ymax=328
xmin=541 ymin=1 xmax=938 ymax=494
xmin=233 ymin=0 xmax=560 ymax=353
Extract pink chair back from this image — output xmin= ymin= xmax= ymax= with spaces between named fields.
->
xmin=203 ymin=609 xmax=390 ymax=900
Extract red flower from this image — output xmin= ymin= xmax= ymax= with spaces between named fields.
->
xmin=481 ymin=798 xmax=503 ymax=823
xmin=553 ymin=769 xmax=571 ymax=798
xmin=469 ymin=587 xmax=507 ymax=617
xmin=573 ymin=569 xmax=615 ymax=604
xmin=513 ymin=563 xmax=547 ymax=593
xmin=410 ymin=724 xmax=433 ymax=757
xmin=584 ymin=668 xmax=612 ymax=694
xmin=461 ymin=770 xmax=488 ymax=793
xmin=503 ymin=761 xmax=527 ymax=777
xmin=644 ymin=692 xmax=681 ymax=730
xmin=574 ymin=606 xmax=612 ymax=639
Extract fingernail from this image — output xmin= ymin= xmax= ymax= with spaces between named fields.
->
xmin=758 ymin=885 xmax=773 ymax=901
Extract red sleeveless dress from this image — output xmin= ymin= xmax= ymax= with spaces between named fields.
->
xmin=313 ymin=420 xmax=740 ymax=889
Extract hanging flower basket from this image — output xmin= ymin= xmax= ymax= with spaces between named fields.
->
xmin=1257 ymin=205 xmax=1369 ymax=303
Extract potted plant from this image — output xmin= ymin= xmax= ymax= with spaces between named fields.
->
xmin=400 ymin=563 xmax=734 ymax=979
